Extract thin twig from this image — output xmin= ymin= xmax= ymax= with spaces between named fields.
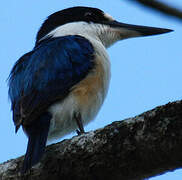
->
xmin=130 ymin=0 xmax=182 ymax=21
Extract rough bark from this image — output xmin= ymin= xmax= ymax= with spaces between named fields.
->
xmin=128 ymin=0 xmax=182 ymax=21
xmin=1 ymin=100 xmax=182 ymax=180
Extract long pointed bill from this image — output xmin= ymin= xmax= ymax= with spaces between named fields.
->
xmin=104 ymin=20 xmax=173 ymax=36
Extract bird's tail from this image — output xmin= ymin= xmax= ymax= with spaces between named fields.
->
xmin=21 ymin=112 xmax=51 ymax=174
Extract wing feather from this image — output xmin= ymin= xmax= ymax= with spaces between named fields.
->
xmin=8 ymin=35 xmax=94 ymax=129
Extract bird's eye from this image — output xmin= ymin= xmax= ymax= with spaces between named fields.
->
xmin=84 ymin=12 xmax=92 ymax=17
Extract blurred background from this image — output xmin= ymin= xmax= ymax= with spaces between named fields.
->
xmin=0 ymin=0 xmax=181 ymax=179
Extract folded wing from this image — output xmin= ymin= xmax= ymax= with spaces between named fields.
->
xmin=8 ymin=35 xmax=95 ymax=131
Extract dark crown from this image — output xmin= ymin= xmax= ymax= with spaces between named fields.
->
xmin=36 ymin=6 xmax=108 ymax=43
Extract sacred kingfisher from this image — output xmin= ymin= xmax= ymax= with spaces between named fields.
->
xmin=8 ymin=6 xmax=172 ymax=173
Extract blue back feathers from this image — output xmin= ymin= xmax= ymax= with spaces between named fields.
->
xmin=8 ymin=35 xmax=94 ymax=128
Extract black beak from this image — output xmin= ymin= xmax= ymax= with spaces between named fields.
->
xmin=104 ymin=20 xmax=173 ymax=36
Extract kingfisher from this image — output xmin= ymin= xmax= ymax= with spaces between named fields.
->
xmin=8 ymin=6 xmax=172 ymax=173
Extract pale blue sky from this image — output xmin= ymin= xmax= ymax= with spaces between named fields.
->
xmin=1 ymin=0 xmax=181 ymax=179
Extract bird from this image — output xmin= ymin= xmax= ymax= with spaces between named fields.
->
xmin=8 ymin=6 xmax=172 ymax=173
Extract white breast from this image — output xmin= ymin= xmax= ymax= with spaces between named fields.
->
xmin=47 ymin=39 xmax=111 ymax=142
xmin=42 ymin=21 xmax=113 ymax=142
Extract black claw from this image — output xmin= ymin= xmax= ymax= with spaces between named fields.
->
xmin=76 ymin=129 xmax=85 ymax=135
xmin=74 ymin=112 xmax=85 ymax=135
xmin=76 ymin=129 xmax=80 ymax=135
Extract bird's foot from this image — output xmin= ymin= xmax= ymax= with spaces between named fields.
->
xmin=74 ymin=112 xmax=85 ymax=135
xmin=76 ymin=129 xmax=85 ymax=135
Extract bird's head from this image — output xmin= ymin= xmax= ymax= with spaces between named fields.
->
xmin=36 ymin=6 xmax=172 ymax=47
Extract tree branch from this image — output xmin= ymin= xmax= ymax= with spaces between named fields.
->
xmin=128 ymin=0 xmax=182 ymax=21
xmin=1 ymin=100 xmax=182 ymax=180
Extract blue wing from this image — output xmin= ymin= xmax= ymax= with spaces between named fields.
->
xmin=8 ymin=35 xmax=94 ymax=130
